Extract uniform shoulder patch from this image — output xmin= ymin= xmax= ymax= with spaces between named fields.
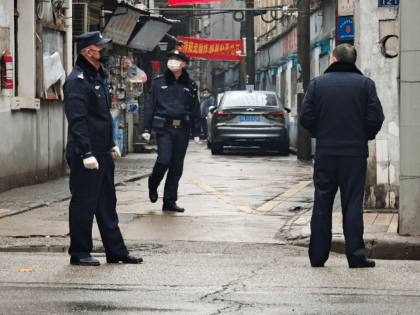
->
xmin=77 ymin=72 xmax=84 ymax=80
xmin=155 ymin=75 xmax=164 ymax=79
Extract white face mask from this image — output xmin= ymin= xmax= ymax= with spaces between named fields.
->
xmin=167 ymin=60 xmax=182 ymax=72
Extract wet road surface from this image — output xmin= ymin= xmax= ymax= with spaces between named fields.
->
xmin=1 ymin=242 xmax=420 ymax=314
xmin=1 ymin=143 xmax=419 ymax=314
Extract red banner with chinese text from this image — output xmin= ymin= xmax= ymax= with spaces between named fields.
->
xmin=169 ymin=0 xmax=226 ymax=6
xmin=176 ymin=37 xmax=243 ymax=61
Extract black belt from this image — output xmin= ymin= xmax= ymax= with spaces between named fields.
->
xmin=166 ymin=118 xmax=183 ymax=126
xmin=166 ymin=116 xmax=190 ymax=127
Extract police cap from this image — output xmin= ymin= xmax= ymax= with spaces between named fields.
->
xmin=76 ymin=31 xmax=112 ymax=52
xmin=168 ymin=50 xmax=187 ymax=62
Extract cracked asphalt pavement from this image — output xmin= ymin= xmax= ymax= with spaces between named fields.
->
xmin=1 ymin=143 xmax=419 ymax=314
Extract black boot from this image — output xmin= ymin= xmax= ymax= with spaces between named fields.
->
xmin=148 ymin=176 xmax=158 ymax=203
xmin=162 ymin=202 xmax=185 ymax=212
xmin=349 ymin=257 xmax=375 ymax=268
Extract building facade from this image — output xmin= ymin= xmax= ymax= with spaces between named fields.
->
xmin=0 ymin=0 xmax=71 ymax=193
xmin=255 ymin=0 xmax=401 ymax=210
xmin=255 ymin=0 xmax=334 ymax=154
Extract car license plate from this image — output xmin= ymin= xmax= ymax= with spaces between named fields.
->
xmin=240 ymin=115 xmax=260 ymax=122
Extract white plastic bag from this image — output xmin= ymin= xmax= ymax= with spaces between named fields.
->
xmin=43 ymin=52 xmax=66 ymax=100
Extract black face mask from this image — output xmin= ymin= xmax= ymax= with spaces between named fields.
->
xmin=98 ymin=48 xmax=109 ymax=64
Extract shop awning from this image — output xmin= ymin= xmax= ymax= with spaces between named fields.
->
xmin=102 ymin=4 xmax=181 ymax=51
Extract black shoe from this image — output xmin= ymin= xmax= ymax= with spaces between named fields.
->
xmin=349 ymin=258 xmax=375 ymax=268
xmin=148 ymin=176 xmax=158 ymax=203
xmin=70 ymin=256 xmax=100 ymax=266
xmin=107 ymin=254 xmax=143 ymax=264
xmin=162 ymin=202 xmax=185 ymax=212
xmin=311 ymin=263 xmax=325 ymax=268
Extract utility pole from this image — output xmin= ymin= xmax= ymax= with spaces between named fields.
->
xmin=245 ymin=0 xmax=255 ymax=88
xmin=399 ymin=0 xmax=420 ymax=235
xmin=239 ymin=21 xmax=247 ymax=90
xmin=296 ymin=0 xmax=311 ymax=160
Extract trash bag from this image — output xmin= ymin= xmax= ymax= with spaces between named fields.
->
xmin=43 ymin=52 xmax=66 ymax=100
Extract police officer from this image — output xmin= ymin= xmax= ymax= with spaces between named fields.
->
xmin=142 ymin=50 xmax=201 ymax=212
xmin=64 ymin=31 xmax=143 ymax=266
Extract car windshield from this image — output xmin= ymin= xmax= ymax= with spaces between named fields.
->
xmin=221 ymin=93 xmax=278 ymax=107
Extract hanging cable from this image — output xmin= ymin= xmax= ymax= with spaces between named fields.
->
xmin=233 ymin=11 xmax=244 ymax=22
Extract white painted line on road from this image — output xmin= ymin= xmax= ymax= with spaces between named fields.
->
xmin=256 ymin=181 xmax=313 ymax=214
xmin=188 ymin=179 xmax=262 ymax=215
xmin=188 ymin=179 xmax=217 ymax=192
xmin=387 ymin=214 xmax=399 ymax=233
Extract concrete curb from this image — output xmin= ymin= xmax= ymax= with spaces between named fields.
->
xmin=280 ymin=202 xmax=420 ymax=260
xmin=0 ymin=171 xmax=151 ymax=220
xmin=275 ymin=207 xmax=313 ymax=240
xmin=294 ymin=237 xmax=420 ymax=260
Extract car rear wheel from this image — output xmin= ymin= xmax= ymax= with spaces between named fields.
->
xmin=211 ymin=143 xmax=223 ymax=155
xmin=278 ymin=140 xmax=289 ymax=156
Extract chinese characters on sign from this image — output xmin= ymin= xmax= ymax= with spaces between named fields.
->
xmin=283 ymin=29 xmax=298 ymax=56
xmin=176 ymin=37 xmax=243 ymax=61
xmin=338 ymin=17 xmax=354 ymax=41
xmin=338 ymin=0 xmax=354 ymax=17
xmin=102 ymin=7 xmax=141 ymax=46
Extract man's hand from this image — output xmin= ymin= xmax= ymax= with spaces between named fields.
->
xmin=194 ymin=137 xmax=200 ymax=144
xmin=111 ymin=146 xmax=121 ymax=158
xmin=142 ymin=133 xmax=151 ymax=141
xmin=83 ymin=157 xmax=99 ymax=170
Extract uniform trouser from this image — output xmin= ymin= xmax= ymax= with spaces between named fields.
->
xmin=149 ymin=125 xmax=190 ymax=204
xmin=201 ymin=118 xmax=207 ymax=139
xmin=67 ymin=153 xmax=129 ymax=261
xmin=309 ymin=155 xmax=367 ymax=266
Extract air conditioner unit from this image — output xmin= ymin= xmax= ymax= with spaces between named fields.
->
xmin=195 ymin=19 xmax=202 ymax=33
xmin=72 ymin=3 xmax=89 ymax=37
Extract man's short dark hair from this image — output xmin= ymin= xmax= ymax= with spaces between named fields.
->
xmin=333 ymin=44 xmax=357 ymax=64
xmin=203 ymin=88 xmax=210 ymax=93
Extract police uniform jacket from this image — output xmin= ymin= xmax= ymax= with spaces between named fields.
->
xmin=64 ymin=55 xmax=115 ymax=159
xmin=300 ymin=62 xmax=384 ymax=157
xmin=143 ymin=69 xmax=201 ymax=137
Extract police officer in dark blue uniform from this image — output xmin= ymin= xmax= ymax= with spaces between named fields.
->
xmin=64 ymin=31 xmax=143 ymax=266
xmin=142 ymin=50 xmax=201 ymax=212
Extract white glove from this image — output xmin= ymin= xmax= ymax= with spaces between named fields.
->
xmin=111 ymin=146 xmax=121 ymax=157
xmin=83 ymin=156 xmax=99 ymax=170
xmin=194 ymin=137 xmax=200 ymax=144
xmin=142 ymin=133 xmax=150 ymax=141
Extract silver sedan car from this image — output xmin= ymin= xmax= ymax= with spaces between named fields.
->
xmin=207 ymin=90 xmax=290 ymax=155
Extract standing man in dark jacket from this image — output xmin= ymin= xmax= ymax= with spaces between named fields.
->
xmin=64 ymin=31 xmax=142 ymax=266
xmin=200 ymin=88 xmax=215 ymax=140
xmin=142 ymin=50 xmax=201 ymax=212
xmin=300 ymin=44 xmax=384 ymax=268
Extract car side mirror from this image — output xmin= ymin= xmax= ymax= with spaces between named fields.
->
xmin=209 ymin=106 xmax=216 ymax=113
xmin=284 ymin=107 xmax=291 ymax=113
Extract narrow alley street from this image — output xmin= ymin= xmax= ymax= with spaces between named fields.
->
xmin=0 ymin=145 xmax=420 ymax=314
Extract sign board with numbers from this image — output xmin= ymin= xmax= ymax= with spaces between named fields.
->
xmin=378 ymin=0 xmax=399 ymax=7
xmin=338 ymin=0 xmax=354 ymax=17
